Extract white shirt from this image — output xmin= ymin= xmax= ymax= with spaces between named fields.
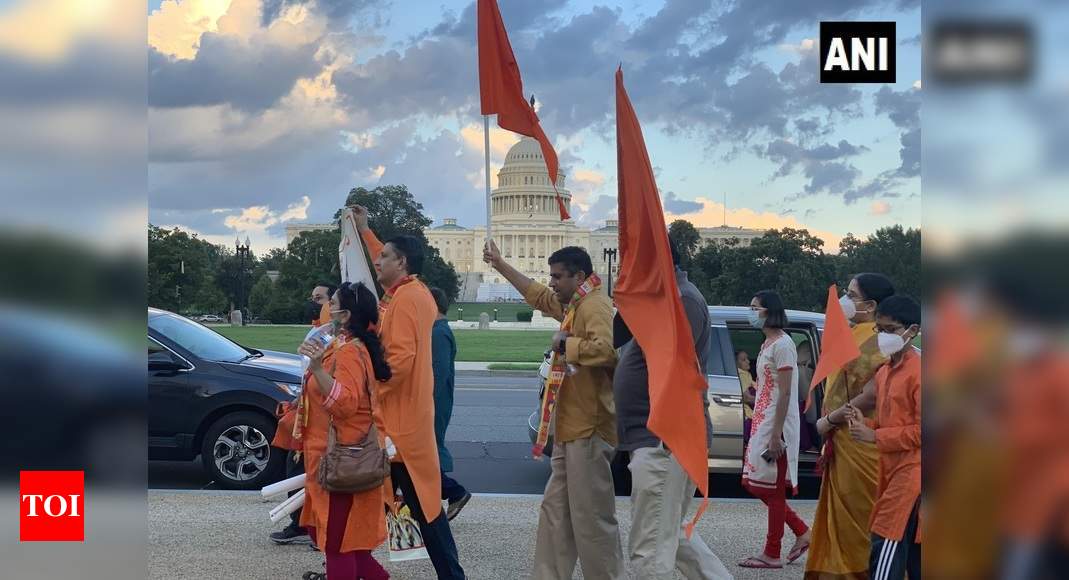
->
xmin=742 ymin=332 xmax=800 ymax=491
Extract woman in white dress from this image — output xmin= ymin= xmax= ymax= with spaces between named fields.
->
xmin=738 ymin=290 xmax=811 ymax=569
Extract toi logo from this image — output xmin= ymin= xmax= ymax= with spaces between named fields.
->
xmin=820 ymin=21 xmax=896 ymax=83
xmin=19 ymin=471 xmax=84 ymax=542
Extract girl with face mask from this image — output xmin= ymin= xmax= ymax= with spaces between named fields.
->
xmin=739 ymin=290 xmax=811 ymax=569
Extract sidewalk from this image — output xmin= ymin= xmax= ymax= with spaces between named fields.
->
xmin=149 ymin=490 xmax=816 ymax=579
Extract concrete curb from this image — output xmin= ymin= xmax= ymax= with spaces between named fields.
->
xmin=456 ymin=369 xmax=539 ymax=378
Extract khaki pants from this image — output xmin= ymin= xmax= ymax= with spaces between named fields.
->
xmin=533 ymin=435 xmax=623 ymax=580
xmin=629 ymin=445 xmax=733 ymax=580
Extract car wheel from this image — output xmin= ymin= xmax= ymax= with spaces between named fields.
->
xmin=200 ymin=411 xmax=283 ymax=490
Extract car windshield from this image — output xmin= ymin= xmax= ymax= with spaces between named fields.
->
xmin=149 ymin=313 xmax=250 ymax=363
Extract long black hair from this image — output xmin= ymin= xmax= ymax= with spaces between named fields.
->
xmin=335 ymin=281 xmax=392 ymax=382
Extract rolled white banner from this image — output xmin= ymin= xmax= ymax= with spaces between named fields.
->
xmin=270 ymin=489 xmax=305 ymax=523
xmin=269 ymin=487 xmax=304 ymax=517
xmin=261 ymin=473 xmax=306 ymax=498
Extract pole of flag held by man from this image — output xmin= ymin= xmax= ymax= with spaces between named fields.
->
xmin=612 ymin=66 xmax=709 ymax=538
xmin=477 ymin=0 xmax=569 ymax=226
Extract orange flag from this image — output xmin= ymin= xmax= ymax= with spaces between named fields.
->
xmin=809 ymin=284 xmax=862 ymax=405
xmin=613 ymin=67 xmax=708 ymax=538
xmin=477 ymin=0 xmax=568 ymax=220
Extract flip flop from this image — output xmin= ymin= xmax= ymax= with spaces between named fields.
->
xmin=787 ymin=541 xmax=811 ymax=564
xmin=738 ymin=556 xmax=783 ymax=569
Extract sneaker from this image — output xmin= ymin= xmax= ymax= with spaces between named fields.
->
xmin=270 ymin=525 xmax=311 ymax=545
xmin=446 ymin=492 xmax=472 ymax=521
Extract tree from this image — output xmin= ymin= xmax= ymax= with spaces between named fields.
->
xmin=269 ymin=229 xmax=342 ymax=324
xmin=248 ymin=275 xmax=275 ymax=318
xmin=668 ymin=219 xmax=702 ymax=267
xmin=837 ymin=226 xmax=922 ymax=300
xmin=148 ymin=224 xmax=235 ymax=315
xmin=340 ymin=185 xmax=460 ymax=303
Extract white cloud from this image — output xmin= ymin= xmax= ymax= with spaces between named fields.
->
xmin=220 ymin=195 xmax=311 ymax=233
xmin=912 ymin=79 xmax=922 ymax=90
xmin=665 ymin=196 xmax=844 ymax=251
xmin=779 ymin=38 xmax=816 ymax=55
xmin=870 ymin=200 xmax=892 ymax=215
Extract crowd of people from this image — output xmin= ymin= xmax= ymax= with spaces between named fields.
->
xmin=266 ymin=204 xmax=921 ymax=580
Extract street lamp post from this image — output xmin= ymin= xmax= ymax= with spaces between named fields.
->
xmin=602 ymin=248 xmax=618 ymax=297
xmin=235 ymin=236 xmax=251 ymax=326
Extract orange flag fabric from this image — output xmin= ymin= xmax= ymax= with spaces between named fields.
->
xmin=613 ymin=67 xmax=708 ymax=538
xmin=477 ymin=0 xmax=569 ymax=220
xmin=809 ymin=284 xmax=862 ymax=402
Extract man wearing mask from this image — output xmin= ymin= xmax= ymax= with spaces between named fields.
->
xmin=484 ymin=240 xmax=622 ymax=580
xmin=268 ymin=281 xmax=338 ymax=546
xmin=615 ymin=236 xmax=732 ymax=579
xmin=310 ymin=283 xmax=336 ymax=326
xmin=845 ymin=295 xmax=922 ymax=580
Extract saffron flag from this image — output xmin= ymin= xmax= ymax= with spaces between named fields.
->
xmin=808 ymin=284 xmax=862 ymax=408
xmin=613 ymin=67 xmax=708 ymax=537
xmin=477 ymin=0 xmax=568 ymax=220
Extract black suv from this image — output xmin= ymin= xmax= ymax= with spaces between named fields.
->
xmin=148 ymin=308 xmax=301 ymax=489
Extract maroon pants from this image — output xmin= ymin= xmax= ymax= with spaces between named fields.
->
xmin=306 ymin=493 xmax=389 ymax=580
xmin=745 ymin=454 xmax=809 ymax=559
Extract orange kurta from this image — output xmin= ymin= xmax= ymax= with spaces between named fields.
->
xmin=361 ymin=229 xmax=443 ymax=522
xmin=869 ymin=348 xmax=922 ymax=542
xmin=299 ymin=338 xmax=389 ymax=552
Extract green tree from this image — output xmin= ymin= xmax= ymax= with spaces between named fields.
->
xmin=837 ymin=226 xmax=922 ymax=300
xmin=270 ymin=229 xmax=342 ymax=324
xmin=148 ymin=224 xmax=235 ymax=315
xmin=340 ymin=185 xmax=460 ymax=302
xmin=668 ymin=219 xmax=702 ymax=267
xmin=248 ymin=275 xmax=275 ymax=318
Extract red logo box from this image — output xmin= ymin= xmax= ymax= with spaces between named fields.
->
xmin=19 ymin=471 xmax=84 ymax=542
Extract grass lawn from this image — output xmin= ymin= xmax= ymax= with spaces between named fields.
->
xmin=213 ymin=325 xmax=553 ymax=363
xmin=448 ymin=302 xmax=532 ymax=322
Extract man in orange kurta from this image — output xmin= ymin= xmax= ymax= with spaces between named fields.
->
xmin=847 ymin=296 xmax=922 ymax=580
xmin=351 ymin=205 xmax=466 ymax=580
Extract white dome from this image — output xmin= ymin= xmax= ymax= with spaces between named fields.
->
xmin=504 ymin=137 xmax=545 ymax=165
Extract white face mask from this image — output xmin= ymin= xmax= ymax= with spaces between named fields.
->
xmin=877 ymin=332 xmax=905 ymax=356
xmin=839 ymin=294 xmax=857 ymax=320
xmin=877 ymin=327 xmax=916 ymax=356
xmin=747 ymin=309 xmax=765 ymax=329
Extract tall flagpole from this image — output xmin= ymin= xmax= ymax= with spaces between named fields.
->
xmin=484 ymin=114 xmax=493 ymax=243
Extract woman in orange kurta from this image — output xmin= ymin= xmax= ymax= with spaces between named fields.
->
xmin=297 ymin=281 xmax=392 ymax=580
xmin=351 ymin=204 xmax=466 ymax=580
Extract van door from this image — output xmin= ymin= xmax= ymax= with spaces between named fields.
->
xmin=706 ymin=325 xmax=745 ymax=472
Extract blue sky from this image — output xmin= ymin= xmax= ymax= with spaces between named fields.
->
xmin=146 ymin=0 xmax=921 ymax=253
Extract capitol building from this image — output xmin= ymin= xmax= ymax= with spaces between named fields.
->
xmin=286 ymin=137 xmax=765 ymax=301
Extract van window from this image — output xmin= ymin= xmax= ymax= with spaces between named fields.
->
xmin=706 ymin=327 xmax=728 ymax=376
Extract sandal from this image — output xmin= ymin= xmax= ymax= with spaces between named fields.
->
xmin=738 ymin=556 xmax=783 ymax=569
xmin=787 ymin=539 xmax=811 ymax=563
xmin=302 ymin=573 xmax=325 ymax=580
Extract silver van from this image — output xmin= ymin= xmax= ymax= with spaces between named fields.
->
xmin=528 ymin=305 xmax=826 ymax=477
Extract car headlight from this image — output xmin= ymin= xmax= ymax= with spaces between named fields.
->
xmin=274 ymin=382 xmax=301 ymax=398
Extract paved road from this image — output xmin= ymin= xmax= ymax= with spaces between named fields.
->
xmin=150 ymin=372 xmax=819 ymax=498
xmin=151 ymin=491 xmax=817 ymax=580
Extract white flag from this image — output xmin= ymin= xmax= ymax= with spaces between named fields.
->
xmin=338 ymin=208 xmax=379 ymax=303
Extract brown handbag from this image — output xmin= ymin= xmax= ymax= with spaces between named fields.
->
xmin=316 ymin=348 xmax=390 ymax=493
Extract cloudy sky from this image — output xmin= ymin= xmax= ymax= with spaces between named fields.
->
xmin=147 ymin=0 xmax=921 ymax=254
